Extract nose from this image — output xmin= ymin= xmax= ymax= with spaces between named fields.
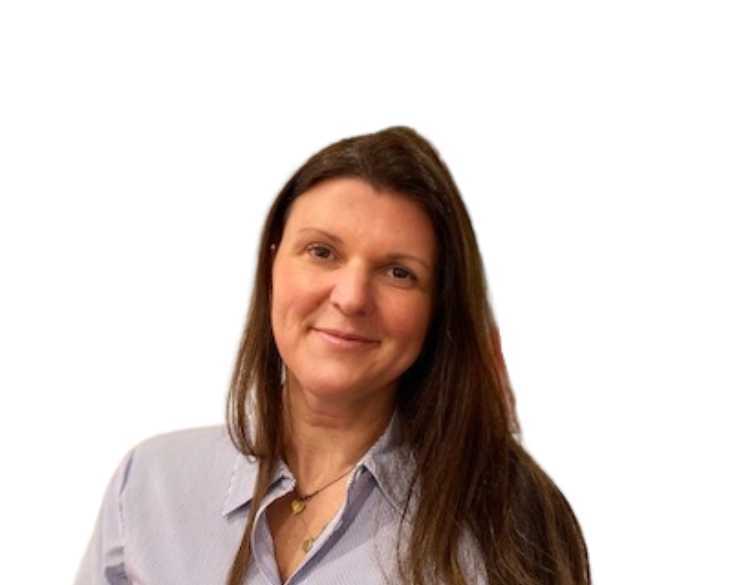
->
xmin=329 ymin=264 xmax=373 ymax=317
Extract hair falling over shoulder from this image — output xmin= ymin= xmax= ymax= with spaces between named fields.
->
xmin=225 ymin=126 xmax=591 ymax=585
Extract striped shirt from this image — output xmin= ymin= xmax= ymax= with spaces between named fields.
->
xmin=74 ymin=414 xmax=473 ymax=585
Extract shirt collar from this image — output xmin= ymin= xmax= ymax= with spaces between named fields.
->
xmin=359 ymin=411 xmax=416 ymax=516
xmin=221 ymin=411 xmax=416 ymax=517
xmin=222 ymin=454 xmax=292 ymax=517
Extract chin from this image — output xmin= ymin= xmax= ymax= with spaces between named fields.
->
xmin=298 ymin=376 xmax=367 ymax=398
xmin=287 ymin=367 xmax=380 ymax=402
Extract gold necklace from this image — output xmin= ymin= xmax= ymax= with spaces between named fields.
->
xmin=296 ymin=516 xmax=329 ymax=553
xmin=289 ymin=465 xmax=356 ymax=553
xmin=289 ymin=465 xmax=356 ymax=515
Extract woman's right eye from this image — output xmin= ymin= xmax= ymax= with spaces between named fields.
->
xmin=306 ymin=244 xmax=333 ymax=260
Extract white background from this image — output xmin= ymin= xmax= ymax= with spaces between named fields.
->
xmin=1 ymin=2 xmax=733 ymax=583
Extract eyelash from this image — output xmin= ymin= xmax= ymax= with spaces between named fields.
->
xmin=305 ymin=244 xmax=418 ymax=283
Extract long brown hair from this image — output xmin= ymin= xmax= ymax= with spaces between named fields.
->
xmin=225 ymin=126 xmax=591 ymax=585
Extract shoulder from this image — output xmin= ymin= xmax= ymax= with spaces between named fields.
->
xmin=133 ymin=424 xmax=236 ymax=464
xmin=121 ymin=425 xmax=246 ymax=514
xmin=77 ymin=425 xmax=254 ymax=584
xmin=130 ymin=424 xmax=240 ymax=478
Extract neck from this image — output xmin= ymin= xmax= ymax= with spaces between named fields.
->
xmin=281 ymin=375 xmax=396 ymax=491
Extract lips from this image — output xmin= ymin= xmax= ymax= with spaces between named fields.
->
xmin=313 ymin=328 xmax=378 ymax=343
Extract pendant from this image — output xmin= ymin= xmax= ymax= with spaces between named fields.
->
xmin=290 ymin=498 xmax=306 ymax=515
xmin=302 ymin=537 xmax=315 ymax=552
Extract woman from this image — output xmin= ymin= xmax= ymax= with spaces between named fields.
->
xmin=76 ymin=126 xmax=591 ymax=585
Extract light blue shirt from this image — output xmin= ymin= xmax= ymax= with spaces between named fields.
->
xmin=74 ymin=415 xmax=465 ymax=585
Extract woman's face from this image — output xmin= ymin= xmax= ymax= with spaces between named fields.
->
xmin=270 ymin=177 xmax=436 ymax=406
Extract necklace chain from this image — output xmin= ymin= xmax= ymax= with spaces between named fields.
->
xmin=290 ymin=464 xmax=355 ymax=515
xmin=296 ymin=465 xmax=356 ymax=501
xmin=289 ymin=464 xmax=357 ymax=552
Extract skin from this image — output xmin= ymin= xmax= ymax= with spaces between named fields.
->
xmin=266 ymin=177 xmax=437 ymax=581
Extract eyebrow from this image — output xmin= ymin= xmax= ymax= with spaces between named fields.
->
xmin=295 ymin=227 xmax=432 ymax=271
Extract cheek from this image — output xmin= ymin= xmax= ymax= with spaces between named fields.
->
xmin=384 ymin=297 xmax=433 ymax=350
xmin=272 ymin=275 xmax=294 ymax=335
xmin=271 ymin=263 xmax=320 ymax=335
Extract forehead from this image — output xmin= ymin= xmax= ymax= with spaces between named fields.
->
xmin=283 ymin=177 xmax=436 ymax=259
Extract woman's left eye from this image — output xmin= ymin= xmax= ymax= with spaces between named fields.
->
xmin=388 ymin=266 xmax=416 ymax=282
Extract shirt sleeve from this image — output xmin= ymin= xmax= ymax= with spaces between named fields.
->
xmin=74 ymin=448 xmax=136 ymax=585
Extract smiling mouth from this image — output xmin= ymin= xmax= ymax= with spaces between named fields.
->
xmin=313 ymin=328 xmax=379 ymax=349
